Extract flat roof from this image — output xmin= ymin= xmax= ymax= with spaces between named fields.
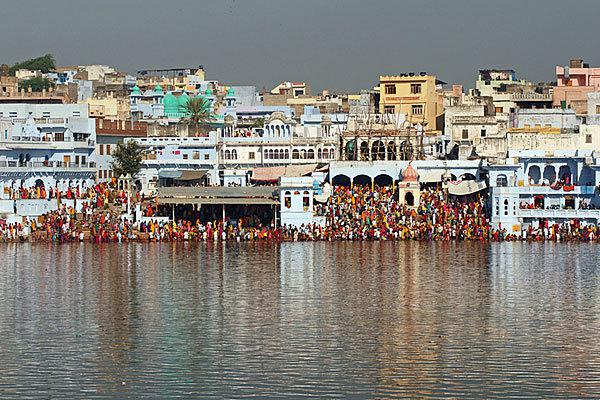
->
xmin=158 ymin=197 xmax=278 ymax=205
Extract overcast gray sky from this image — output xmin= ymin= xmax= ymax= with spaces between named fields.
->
xmin=2 ymin=0 xmax=599 ymax=91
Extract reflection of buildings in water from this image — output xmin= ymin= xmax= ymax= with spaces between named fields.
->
xmin=372 ymin=242 xmax=494 ymax=394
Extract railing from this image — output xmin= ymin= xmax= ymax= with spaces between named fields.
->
xmin=0 ymin=161 xmax=96 ymax=169
xmin=519 ymin=209 xmax=600 ymax=219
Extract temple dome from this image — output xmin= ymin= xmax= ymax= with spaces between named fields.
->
xmin=154 ymin=84 xmax=163 ymax=94
xmin=178 ymin=92 xmax=191 ymax=112
xmin=402 ymin=164 xmax=419 ymax=182
xmin=163 ymin=92 xmax=178 ymax=115
xmin=226 ymin=87 xmax=235 ymax=96
xmin=131 ymin=85 xmax=141 ymax=95
xmin=204 ymin=88 xmax=212 ymax=96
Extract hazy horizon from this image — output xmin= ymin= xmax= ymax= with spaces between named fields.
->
xmin=2 ymin=0 xmax=599 ymax=91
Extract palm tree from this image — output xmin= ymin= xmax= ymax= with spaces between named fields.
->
xmin=183 ymin=97 xmax=213 ymax=136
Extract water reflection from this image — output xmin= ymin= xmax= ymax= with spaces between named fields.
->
xmin=0 ymin=242 xmax=598 ymax=398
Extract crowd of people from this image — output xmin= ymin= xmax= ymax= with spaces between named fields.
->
xmin=2 ymin=182 xmax=600 ymax=244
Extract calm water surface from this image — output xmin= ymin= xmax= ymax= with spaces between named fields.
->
xmin=0 ymin=242 xmax=599 ymax=399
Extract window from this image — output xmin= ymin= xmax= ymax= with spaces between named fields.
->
xmin=318 ymin=149 xmax=322 ymax=159
xmin=99 ymin=144 xmax=104 ymax=156
xmin=204 ymin=154 xmax=210 ymax=160
xmin=586 ymin=134 xmax=593 ymax=144
xmin=81 ymin=156 xmax=86 ymax=165
xmin=264 ymin=150 xmax=269 ymax=159
xmin=292 ymin=149 xmax=300 ymax=159
xmin=307 ymin=149 xmax=315 ymax=159
xmin=284 ymin=191 xmax=291 ymax=208
xmin=9 ymin=112 xmax=17 ymax=118
xmin=495 ymin=107 xmax=503 ymax=114
xmin=303 ymin=191 xmax=310 ymax=211
xmin=481 ymin=129 xmax=487 ymax=138
xmin=411 ymin=105 xmax=423 ymax=115
xmin=284 ymin=149 xmax=289 ymax=159
xmin=462 ymin=129 xmax=469 ymax=140
xmin=225 ymin=150 xmax=231 ymax=160
xmin=496 ymin=175 xmax=508 ymax=187
xmin=249 ymin=152 xmax=255 ymax=160
xmin=410 ymin=84 xmax=422 ymax=94
xmin=384 ymin=84 xmax=396 ymax=95
xmin=42 ymin=111 xmax=51 ymax=118
xmin=106 ymin=144 xmax=111 ymax=154
xmin=72 ymin=111 xmax=81 ymax=117
xmin=384 ymin=105 xmax=395 ymax=114
xmin=231 ymin=149 xmax=237 ymax=160
xmin=596 ymin=105 xmax=600 ymax=114
xmin=183 ymin=153 xmax=188 ymax=160
xmin=193 ymin=151 xmax=199 ymax=159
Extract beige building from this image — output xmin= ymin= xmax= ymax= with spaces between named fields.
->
xmin=378 ymin=74 xmax=443 ymax=132
xmin=86 ymin=95 xmax=130 ymax=120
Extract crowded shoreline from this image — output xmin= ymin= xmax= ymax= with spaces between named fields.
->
xmin=2 ymin=181 xmax=599 ymax=244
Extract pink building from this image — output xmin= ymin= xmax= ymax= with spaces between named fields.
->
xmin=553 ymin=59 xmax=600 ymax=113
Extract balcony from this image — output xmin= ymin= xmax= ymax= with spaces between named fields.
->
xmin=0 ymin=161 xmax=96 ymax=171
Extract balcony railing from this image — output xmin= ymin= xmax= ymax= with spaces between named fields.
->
xmin=519 ymin=209 xmax=600 ymax=219
xmin=0 ymin=161 xmax=96 ymax=169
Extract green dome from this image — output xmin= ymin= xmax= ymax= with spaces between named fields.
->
xmin=204 ymin=88 xmax=212 ymax=96
xmin=178 ymin=92 xmax=191 ymax=112
xmin=131 ymin=85 xmax=141 ymax=95
xmin=154 ymin=84 xmax=163 ymax=93
xmin=226 ymin=87 xmax=235 ymax=96
xmin=163 ymin=92 xmax=178 ymax=115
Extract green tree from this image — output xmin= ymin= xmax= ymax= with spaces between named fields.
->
xmin=111 ymin=141 xmax=143 ymax=178
xmin=9 ymin=54 xmax=56 ymax=75
xmin=19 ymin=77 xmax=54 ymax=92
xmin=252 ymin=117 xmax=265 ymax=128
xmin=183 ymin=97 xmax=213 ymax=136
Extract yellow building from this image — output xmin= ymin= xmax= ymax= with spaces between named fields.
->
xmin=378 ymin=74 xmax=443 ymax=131
xmin=85 ymin=96 xmax=130 ymax=120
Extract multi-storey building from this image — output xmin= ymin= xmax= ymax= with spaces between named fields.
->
xmin=378 ymin=73 xmax=443 ymax=131
xmin=553 ymin=59 xmax=600 ymax=112
xmin=487 ymin=150 xmax=600 ymax=231
xmin=0 ymin=103 xmax=96 ymax=197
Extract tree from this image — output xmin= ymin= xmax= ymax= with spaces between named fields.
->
xmin=19 ymin=77 xmax=54 ymax=92
xmin=252 ymin=117 xmax=265 ymax=128
xmin=9 ymin=54 xmax=56 ymax=75
xmin=183 ymin=97 xmax=213 ymax=136
xmin=111 ymin=141 xmax=143 ymax=178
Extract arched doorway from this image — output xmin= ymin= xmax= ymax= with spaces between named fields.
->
xmin=387 ymin=141 xmax=397 ymax=160
xmin=34 ymin=179 xmax=44 ymax=188
xmin=543 ymin=165 xmax=556 ymax=184
xmin=528 ymin=165 xmax=541 ymax=185
xmin=353 ymin=174 xmax=371 ymax=187
xmin=360 ymin=141 xmax=370 ymax=161
xmin=399 ymin=141 xmax=413 ymax=160
xmin=405 ymin=192 xmax=415 ymax=206
xmin=374 ymin=174 xmax=393 ymax=187
xmin=558 ymin=165 xmax=572 ymax=184
xmin=331 ymin=174 xmax=351 ymax=187
xmin=371 ymin=140 xmax=385 ymax=160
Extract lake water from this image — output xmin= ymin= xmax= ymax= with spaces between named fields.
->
xmin=0 ymin=242 xmax=599 ymax=399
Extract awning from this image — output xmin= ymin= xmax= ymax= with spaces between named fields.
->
xmin=447 ymin=180 xmax=487 ymax=196
xmin=419 ymin=170 xmax=444 ymax=183
xmin=251 ymin=164 xmax=317 ymax=182
xmin=158 ymin=169 xmax=208 ymax=181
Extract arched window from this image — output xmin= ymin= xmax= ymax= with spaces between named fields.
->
xmin=303 ymin=190 xmax=310 ymax=210
xmin=292 ymin=149 xmax=299 ymax=159
xmin=329 ymin=148 xmax=335 ymax=159
xmin=284 ymin=149 xmax=289 ymax=159
xmin=274 ymin=149 xmax=280 ymax=159
xmin=284 ymin=191 xmax=291 ymax=208
xmin=496 ymin=174 xmax=508 ymax=187
xmin=276 ymin=125 xmax=281 ymax=136
xmin=268 ymin=149 xmax=274 ymax=159
xmin=264 ymin=149 xmax=269 ymax=159
xmin=225 ymin=150 xmax=231 ymax=160
xmin=307 ymin=149 xmax=315 ymax=159
xmin=318 ymin=149 xmax=322 ymax=159
xmin=231 ymin=149 xmax=237 ymax=160
xmin=301 ymin=149 xmax=306 ymax=159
